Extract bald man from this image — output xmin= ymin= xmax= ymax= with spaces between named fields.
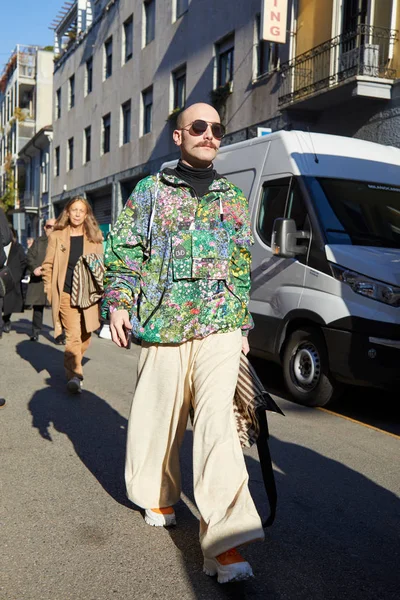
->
xmin=26 ymin=218 xmax=56 ymax=341
xmin=103 ymin=103 xmax=264 ymax=583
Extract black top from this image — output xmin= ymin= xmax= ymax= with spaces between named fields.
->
xmin=64 ymin=235 xmax=84 ymax=294
xmin=173 ymin=160 xmax=217 ymax=198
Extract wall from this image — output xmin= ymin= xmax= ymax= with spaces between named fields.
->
xmin=35 ymin=51 xmax=54 ymax=131
xmin=51 ymin=0 xmax=289 ymax=200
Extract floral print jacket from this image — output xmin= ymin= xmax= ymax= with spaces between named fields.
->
xmin=102 ymin=169 xmax=253 ymax=344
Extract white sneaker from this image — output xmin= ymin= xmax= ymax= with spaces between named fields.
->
xmin=144 ymin=507 xmax=176 ymax=527
xmin=99 ymin=324 xmax=112 ymax=340
xmin=203 ymin=548 xmax=254 ymax=584
xmin=67 ymin=377 xmax=82 ymax=394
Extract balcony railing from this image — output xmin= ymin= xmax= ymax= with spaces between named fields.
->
xmin=279 ymin=25 xmax=398 ymax=107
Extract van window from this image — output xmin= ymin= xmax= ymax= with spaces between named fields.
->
xmin=286 ymin=180 xmax=308 ymax=230
xmin=257 ymin=178 xmax=290 ymax=246
xmin=306 ymin=177 xmax=400 ymax=248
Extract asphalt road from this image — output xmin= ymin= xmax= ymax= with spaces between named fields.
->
xmin=1 ymin=309 xmax=399 ymax=600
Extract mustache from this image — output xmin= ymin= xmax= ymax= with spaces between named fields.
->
xmin=195 ymin=141 xmax=218 ymax=150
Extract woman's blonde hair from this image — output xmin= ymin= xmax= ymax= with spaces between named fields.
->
xmin=54 ymin=196 xmax=103 ymax=243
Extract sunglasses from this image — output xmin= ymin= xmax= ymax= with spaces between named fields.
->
xmin=45 ymin=224 xmax=54 ymax=230
xmin=181 ymin=119 xmax=225 ymax=140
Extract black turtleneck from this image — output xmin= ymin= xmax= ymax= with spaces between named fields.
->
xmin=174 ymin=160 xmax=217 ymax=198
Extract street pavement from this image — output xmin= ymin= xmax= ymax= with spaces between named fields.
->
xmin=1 ymin=309 xmax=399 ymax=600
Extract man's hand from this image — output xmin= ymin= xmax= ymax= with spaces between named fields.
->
xmin=33 ymin=266 xmax=42 ymax=276
xmin=109 ymin=309 xmax=132 ymax=348
xmin=241 ymin=336 xmax=250 ymax=356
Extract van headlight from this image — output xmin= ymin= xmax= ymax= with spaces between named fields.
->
xmin=330 ymin=264 xmax=400 ymax=307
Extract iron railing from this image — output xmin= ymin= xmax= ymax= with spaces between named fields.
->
xmin=279 ymin=25 xmax=398 ymax=107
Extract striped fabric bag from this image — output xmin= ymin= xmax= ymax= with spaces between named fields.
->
xmin=234 ymin=353 xmax=284 ymax=527
xmin=234 ymin=353 xmax=284 ymax=449
xmin=71 ymin=253 xmax=105 ymax=309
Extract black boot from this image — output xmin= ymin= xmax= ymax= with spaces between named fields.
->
xmin=30 ymin=328 xmax=40 ymax=342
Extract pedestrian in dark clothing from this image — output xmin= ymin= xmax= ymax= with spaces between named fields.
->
xmin=0 ymin=207 xmax=12 ymax=407
xmin=26 ymin=219 xmax=56 ymax=341
xmin=0 ymin=206 xmax=12 ymax=269
xmin=0 ymin=228 xmax=27 ymax=336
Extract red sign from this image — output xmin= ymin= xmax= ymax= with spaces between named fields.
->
xmin=261 ymin=0 xmax=288 ymax=44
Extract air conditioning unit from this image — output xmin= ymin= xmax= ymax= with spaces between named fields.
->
xmin=339 ymin=44 xmax=380 ymax=77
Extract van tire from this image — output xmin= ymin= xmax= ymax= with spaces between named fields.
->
xmin=282 ymin=327 xmax=339 ymax=407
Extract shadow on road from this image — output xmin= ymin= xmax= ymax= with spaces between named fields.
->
xmin=167 ymin=429 xmax=400 ymax=599
xmin=17 ymin=337 xmax=89 ymax=377
xmin=17 ymin=339 xmax=130 ymax=508
xmin=9 ymin=314 xmax=55 ymax=344
xmin=18 ymin=339 xmax=400 ymax=599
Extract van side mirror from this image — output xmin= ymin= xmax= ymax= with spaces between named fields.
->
xmin=271 ymin=218 xmax=310 ymax=258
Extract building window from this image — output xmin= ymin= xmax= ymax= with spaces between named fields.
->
xmin=123 ymin=15 xmax=134 ymax=63
xmin=121 ymin=100 xmax=131 ymax=145
xmin=55 ymin=146 xmax=60 ymax=177
xmin=176 ymin=0 xmax=189 ymax=19
xmin=86 ymin=57 xmax=93 ymax=94
xmin=142 ymin=87 xmax=153 ymax=135
xmin=172 ymin=65 xmax=186 ymax=110
xmin=255 ymin=14 xmax=279 ymax=77
xmin=41 ymin=149 xmax=49 ymax=193
xmin=104 ymin=37 xmax=113 ymax=79
xmin=144 ymin=0 xmax=156 ymax=46
xmin=67 ymin=138 xmax=74 ymax=171
xmin=56 ymin=88 xmax=61 ymax=119
xmin=343 ymin=0 xmax=368 ymax=33
xmin=84 ymin=126 xmax=91 ymax=163
xmin=216 ymin=34 xmax=234 ymax=87
xmin=102 ymin=113 xmax=111 ymax=154
xmin=69 ymin=75 xmax=75 ymax=109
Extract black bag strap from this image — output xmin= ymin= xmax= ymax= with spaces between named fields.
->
xmin=256 ymin=408 xmax=277 ymax=527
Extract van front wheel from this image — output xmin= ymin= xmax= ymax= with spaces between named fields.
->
xmin=282 ymin=327 xmax=339 ymax=407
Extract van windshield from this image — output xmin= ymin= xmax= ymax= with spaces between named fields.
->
xmin=305 ymin=177 xmax=400 ymax=248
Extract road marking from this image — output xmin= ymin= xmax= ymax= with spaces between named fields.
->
xmin=317 ymin=407 xmax=400 ymax=439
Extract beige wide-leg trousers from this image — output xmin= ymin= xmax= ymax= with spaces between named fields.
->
xmin=125 ymin=329 xmax=264 ymax=558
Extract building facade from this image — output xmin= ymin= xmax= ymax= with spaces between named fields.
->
xmin=18 ymin=126 xmax=53 ymax=236
xmin=0 ymin=46 xmax=53 ymax=242
xmin=50 ymin=0 xmax=400 ymax=226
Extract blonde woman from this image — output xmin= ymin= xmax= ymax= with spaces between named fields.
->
xmin=42 ymin=196 xmax=103 ymax=393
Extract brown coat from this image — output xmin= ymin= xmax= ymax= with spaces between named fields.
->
xmin=42 ymin=226 xmax=104 ymax=338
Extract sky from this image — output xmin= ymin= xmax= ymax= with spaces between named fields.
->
xmin=0 ymin=0 xmax=56 ymax=72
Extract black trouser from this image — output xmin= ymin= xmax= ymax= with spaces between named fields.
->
xmin=32 ymin=305 xmax=44 ymax=335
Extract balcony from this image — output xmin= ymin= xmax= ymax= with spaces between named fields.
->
xmin=279 ymin=25 xmax=398 ymax=110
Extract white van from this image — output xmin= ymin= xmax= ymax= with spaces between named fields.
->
xmin=162 ymin=131 xmax=400 ymax=406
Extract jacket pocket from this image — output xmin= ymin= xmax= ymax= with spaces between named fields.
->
xmin=171 ymin=229 xmax=230 ymax=281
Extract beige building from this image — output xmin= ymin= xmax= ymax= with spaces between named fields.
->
xmin=0 ymin=45 xmax=53 ymax=241
xmin=50 ymin=0 xmax=400 ymax=226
